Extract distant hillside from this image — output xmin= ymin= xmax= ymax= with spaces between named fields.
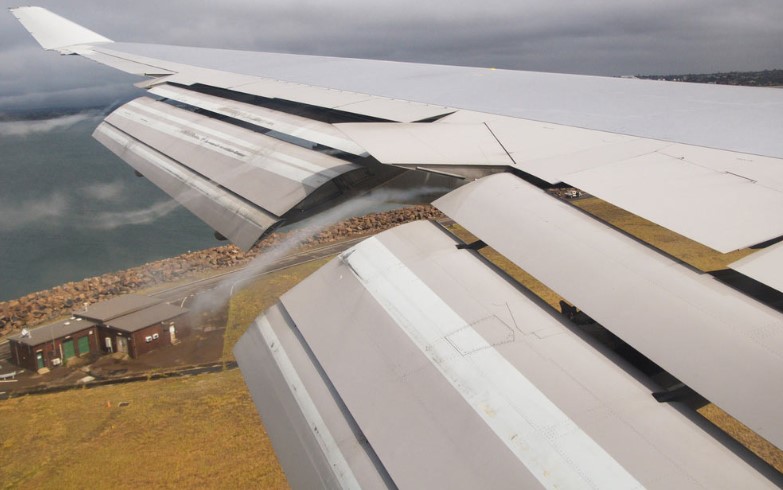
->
xmin=636 ymin=69 xmax=783 ymax=87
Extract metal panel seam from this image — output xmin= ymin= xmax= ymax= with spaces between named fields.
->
xmin=256 ymin=315 xmax=362 ymax=490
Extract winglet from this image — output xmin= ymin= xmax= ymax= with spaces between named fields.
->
xmin=10 ymin=6 xmax=112 ymax=54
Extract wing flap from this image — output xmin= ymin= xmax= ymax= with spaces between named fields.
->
xmin=159 ymin=69 xmax=455 ymax=123
xmin=103 ymin=97 xmax=359 ymax=216
xmin=442 ymin=111 xmax=783 ymax=253
xmin=434 ymin=172 xmax=783 ymax=449
xmin=565 ymin=150 xmax=783 ymax=253
xmin=336 ymin=122 xmax=514 ymax=168
xmin=340 ymin=109 xmax=783 ymax=252
xmin=236 ymin=220 xmax=782 ymax=488
xmin=93 ymin=123 xmax=277 ymax=249
xmin=148 ymin=84 xmax=366 ymax=155
xmin=234 ymin=304 xmax=390 ymax=489
xmin=279 ymin=226 xmax=546 ymax=489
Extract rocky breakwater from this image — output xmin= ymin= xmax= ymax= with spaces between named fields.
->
xmin=0 ymin=206 xmax=444 ymax=335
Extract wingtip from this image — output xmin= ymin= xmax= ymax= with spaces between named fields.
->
xmin=10 ymin=5 xmax=112 ymax=52
xmin=9 ymin=6 xmax=45 ymax=15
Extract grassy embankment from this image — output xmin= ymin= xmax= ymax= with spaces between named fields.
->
xmin=0 ymin=370 xmax=286 ymax=489
xmin=0 ymin=257 xmax=333 ymax=489
xmin=221 ymin=257 xmax=332 ymax=363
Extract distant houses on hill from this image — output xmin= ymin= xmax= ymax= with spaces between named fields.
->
xmin=636 ymin=69 xmax=783 ymax=87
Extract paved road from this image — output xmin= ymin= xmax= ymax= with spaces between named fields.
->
xmin=0 ymin=237 xmax=366 ymax=362
xmin=151 ymin=235 xmax=370 ymax=306
xmin=0 ymin=219 xmax=454 ymax=361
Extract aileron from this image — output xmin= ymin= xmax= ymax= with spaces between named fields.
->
xmin=103 ymin=97 xmax=359 ymax=216
xmin=93 ymin=123 xmax=277 ymax=249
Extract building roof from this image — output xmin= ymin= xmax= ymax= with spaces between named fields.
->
xmin=8 ymin=318 xmax=97 ymax=346
xmin=74 ymin=294 xmax=161 ymax=322
xmin=105 ymin=302 xmax=187 ymax=333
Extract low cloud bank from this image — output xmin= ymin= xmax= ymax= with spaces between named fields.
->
xmin=89 ymin=200 xmax=180 ymax=230
xmin=0 ymin=191 xmax=178 ymax=231
xmin=0 ymin=111 xmax=101 ymax=137
xmin=0 ymin=193 xmax=70 ymax=228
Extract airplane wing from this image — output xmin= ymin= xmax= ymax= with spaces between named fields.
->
xmin=11 ymin=7 xmax=783 ymax=488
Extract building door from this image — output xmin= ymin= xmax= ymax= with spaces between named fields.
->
xmin=77 ymin=336 xmax=90 ymax=356
xmin=36 ymin=351 xmax=44 ymax=369
xmin=116 ymin=336 xmax=128 ymax=354
xmin=62 ymin=339 xmax=75 ymax=360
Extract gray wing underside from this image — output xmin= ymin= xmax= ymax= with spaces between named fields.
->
xmin=12 ymin=7 xmax=783 ymax=488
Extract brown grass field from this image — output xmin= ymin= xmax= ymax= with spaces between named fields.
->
xmin=222 ymin=257 xmax=332 ymax=363
xmin=0 ymin=258 xmax=334 ymax=490
xmin=0 ymin=370 xmax=287 ymax=489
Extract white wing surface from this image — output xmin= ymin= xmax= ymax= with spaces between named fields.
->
xmin=11 ymin=6 xmax=783 ymax=252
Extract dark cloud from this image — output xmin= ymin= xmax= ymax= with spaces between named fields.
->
xmin=2 ymin=1 xmax=782 ymax=111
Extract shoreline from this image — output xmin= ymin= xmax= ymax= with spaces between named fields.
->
xmin=0 ymin=205 xmax=443 ymax=336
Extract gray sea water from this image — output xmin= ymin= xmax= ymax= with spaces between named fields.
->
xmin=0 ymin=114 xmax=218 ymax=301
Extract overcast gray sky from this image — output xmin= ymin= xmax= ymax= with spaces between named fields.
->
xmin=2 ymin=0 xmax=782 ymax=112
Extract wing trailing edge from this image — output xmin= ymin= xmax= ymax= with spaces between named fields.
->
xmin=235 ymin=220 xmax=783 ymax=488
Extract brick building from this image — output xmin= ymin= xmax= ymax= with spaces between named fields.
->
xmin=74 ymin=295 xmax=187 ymax=358
xmin=93 ymin=302 xmax=186 ymax=358
xmin=8 ymin=295 xmax=187 ymax=371
xmin=9 ymin=318 xmax=99 ymax=371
